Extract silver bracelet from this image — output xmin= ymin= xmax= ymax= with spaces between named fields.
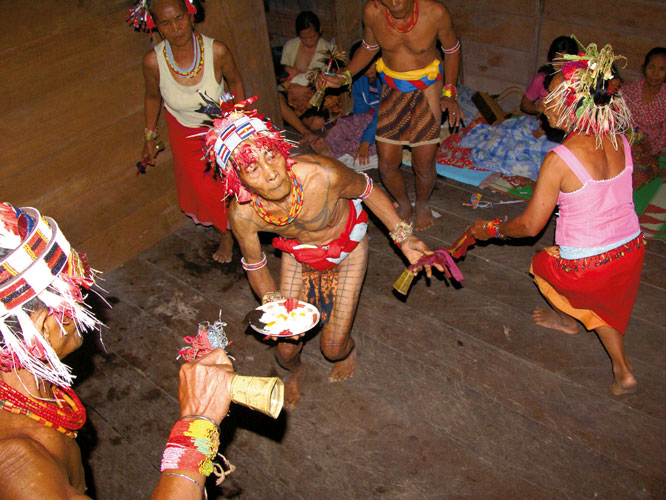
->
xmin=161 ymin=472 xmax=205 ymax=497
xmin=180 ymin=414 xmax=220 ymax=430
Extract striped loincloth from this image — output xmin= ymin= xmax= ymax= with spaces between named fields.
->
xmin=375 ymin=85 xmax=440 ymax=147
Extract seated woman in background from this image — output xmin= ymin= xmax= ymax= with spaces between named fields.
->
xmin=521 ymin=36 xmax=578 ymax=142
xmin=521 ymin=36 xmax=578 ymax=115
xmin=470 ymin=42 xmax=644 ymax=396
xmin=312 ymin=42 xmax=381 ymax=166
xmin=622 ymin=47 xmax=666 ymax=157
xmin=280 ymin=12 xmax=343 ymax=124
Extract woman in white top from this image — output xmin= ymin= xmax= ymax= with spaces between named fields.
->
xmin=142 ymin=0 xmax=245 ymax=263
xmin=278 ymin=11 xmax=344 ymax=142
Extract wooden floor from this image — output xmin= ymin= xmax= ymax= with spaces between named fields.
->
xmin=70 ymin=168 xmax=666 ymax=500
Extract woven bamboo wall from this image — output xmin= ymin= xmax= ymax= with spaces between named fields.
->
xmin=0 ymin=0 xmax=278 ymax=273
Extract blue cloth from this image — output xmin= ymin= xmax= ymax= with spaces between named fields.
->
xmin=435 ymin=163 xmax=493 ymax=186
xmin=459 ymin=116 xmax=558 ymax=180
xmin=456 ymin=85 xmax=479 ymax=124
xmin=352 ymin=76 xmax=381 ymax=145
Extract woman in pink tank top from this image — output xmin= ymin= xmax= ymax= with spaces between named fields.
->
xmin=469 ymin=40 xmax=645 ymax=396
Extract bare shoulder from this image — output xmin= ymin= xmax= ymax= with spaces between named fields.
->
xmin=540 ymin=149 xmax=567 ymax=174
xmin=293 ymin=153 xmax=343 ymax=180
xmin=212 ymin=39 xmax=230 ymax=59
xmin=142 ymin=47 xmax=158 ymax=71
xmin=362 ymin=0 xmax=382 ymax=23
xmin=423 ymin=0 xmax=452 ymax=26
xmin=229 ymin=199 xmax=257 ymax=226
xmin=0 ymin=436 xmax=89 ymax=500
xmin=423 ymin=0 xmax=449 ymax=15
xmin=293 ymin=153 xmax=359 ymax=194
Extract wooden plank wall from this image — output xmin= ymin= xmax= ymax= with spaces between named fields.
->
xmin=263 ymin=0 xmax=664 ymax=109
xmin=448 ymin=0 xmax=665 ymax=106
xmin=2 ymin=0 xmax=661 ymax=273
xmin=265 ymin=1 xmax=338 ymax=48
xmin=0 ymin=0 xmax=277 ymax=273
xmin=264 ymin=0 xmax=363 ymax=57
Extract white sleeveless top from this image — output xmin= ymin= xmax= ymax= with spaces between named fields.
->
xmin=156 ymin=34 xmax=224 ymax=128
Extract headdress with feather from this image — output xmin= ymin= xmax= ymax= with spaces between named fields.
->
xmin=126 ymin=0 xmax=197 ymax=33
xmin=544 ymin=36 xmax=631 ymax=149
xmin=196 ymin=95 xmax=297 ymax=202
xmin=0 ymin=203 xmax=103 ymax=387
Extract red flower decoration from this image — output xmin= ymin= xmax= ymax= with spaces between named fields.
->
xmin=562 ymin=60 xmax=588 ymax=81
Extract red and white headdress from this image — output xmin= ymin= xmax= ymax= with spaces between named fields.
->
xmin=0 ymin=203 xmax=102 ymax=386
xmin=127 ymin=0 xmax=197 ymax=33
xmin=200 ymin=96 xmax=297 ymax=202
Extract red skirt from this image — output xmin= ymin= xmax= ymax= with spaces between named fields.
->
xmin=530 ymin=235 xmax=645 ymax=334
xmin=165 ymin=110 xmax=228 ymax=231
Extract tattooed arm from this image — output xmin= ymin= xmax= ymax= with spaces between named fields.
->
xmin=229 ymin=201 xmax=278 ymax=301
xmin=327 ymin=158 xmax=442 ymax=276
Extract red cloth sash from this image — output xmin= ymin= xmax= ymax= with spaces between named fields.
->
xmin=272 ymin=200 xmax=368 ymax=271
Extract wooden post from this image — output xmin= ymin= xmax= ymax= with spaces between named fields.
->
xmin=199 ymin=0 xmax=282 ymax=125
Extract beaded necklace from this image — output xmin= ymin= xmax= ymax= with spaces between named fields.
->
xmin=0 ymin=380 xmax=86 ymax=439
xmin=384 ymin=0 xmax=418 ymax=33
xmin=251 ymin=170 xmax=304 ymax=226
xmin=163 ymin=33 xmax=204 ymax=79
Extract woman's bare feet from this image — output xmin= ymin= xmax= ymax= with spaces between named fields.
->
xmin=610 ymin=373 xmax=637 ymax=395
xmin=328 ymin=348 xmax=356 ymax=383
xmin=213 ymin=231 xmax=233 ymax=263
xmin=532 ymin=307 xmax=579 ymax=334
xmin=283 ymin=365 xmax=305 ymax=409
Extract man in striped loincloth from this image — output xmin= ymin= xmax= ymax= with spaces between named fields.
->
xmin=325 ymin=0 xmax=461 ymax=230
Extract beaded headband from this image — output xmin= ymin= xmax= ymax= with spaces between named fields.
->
xmin=544 ymin=36 xmax=631 ymax=149
xmin=127 ymin=0 xmax=197 ymax=33
xmin=0 ymin=203 xmax=102 ymax=386
xmin=198 ymin=95 xmax=297 ymax=202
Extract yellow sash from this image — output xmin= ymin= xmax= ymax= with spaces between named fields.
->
xmin=375 ymin=58 xmax=441 ymax=82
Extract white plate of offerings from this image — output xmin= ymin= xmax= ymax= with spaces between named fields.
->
xmin=250 ymin=299 xmax=320 ymax=337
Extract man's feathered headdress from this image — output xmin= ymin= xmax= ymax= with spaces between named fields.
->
xmin=0 ymin=203 xmax=103 ymax=386
xmin=197 ymin=95 xmax=297 ymax=202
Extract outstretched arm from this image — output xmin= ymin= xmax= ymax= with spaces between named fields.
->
xmin=150 ymin=349 xmax=234 ymax=500
xmin=469 ymin=151 xmax=563 ymax=240
xmin=322 ymin=2 xmax=379 ymax=87
xmin=332 ymin=161 xmax=441 ymax=276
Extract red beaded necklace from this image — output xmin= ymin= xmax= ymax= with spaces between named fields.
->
xmin=0 ymin=380 xmax=86 ymax=439
xmin=251 ymin=169 xmax=304 ymax=226
xmin=384 ymin=0 xmax=418 ymax=33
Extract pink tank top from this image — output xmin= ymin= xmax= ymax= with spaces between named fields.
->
xmin=554 ymin=135 xmax=639 ymax=249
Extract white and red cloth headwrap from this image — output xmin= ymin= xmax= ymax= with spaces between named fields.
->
xmin=201 ymin=96 xmax=296 ymax=202
xmin=127 ymin=0 xmax=197 ymax=32
xmin=0 ymin=203 xmax=102 ymax=386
